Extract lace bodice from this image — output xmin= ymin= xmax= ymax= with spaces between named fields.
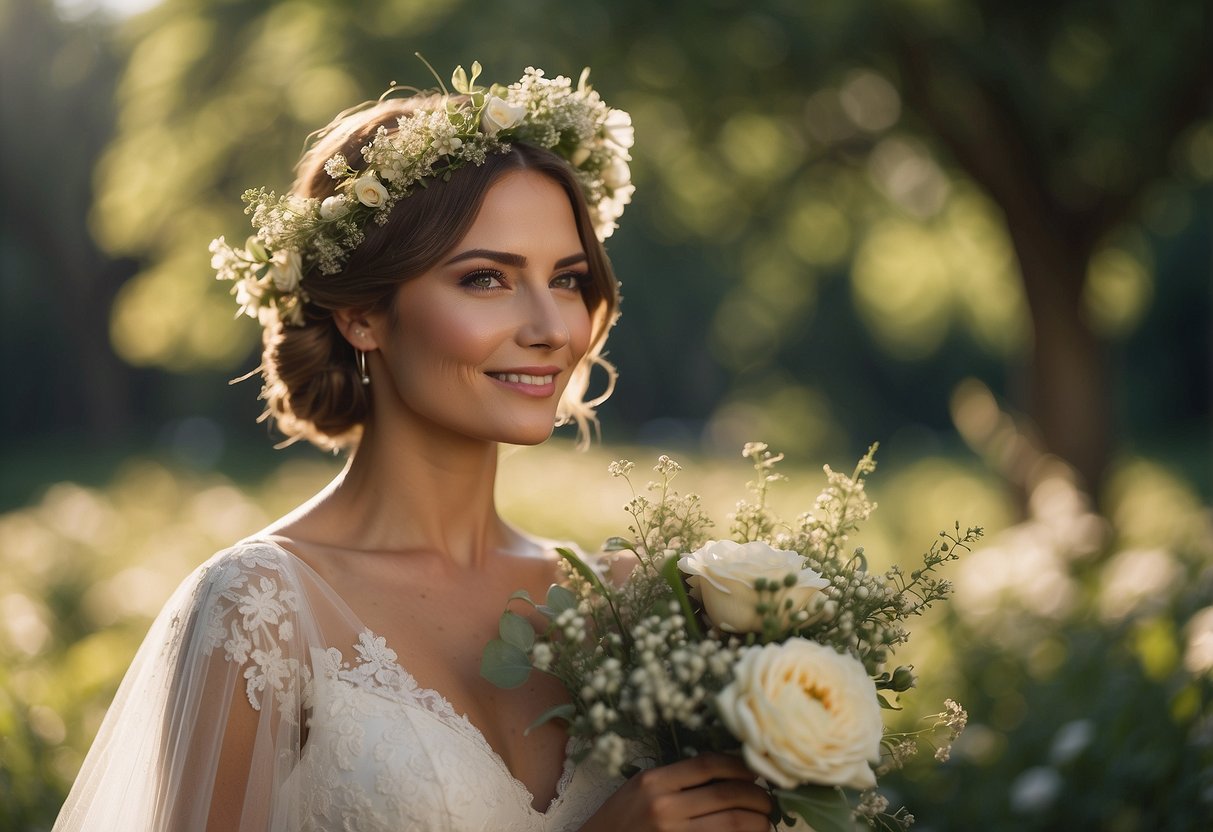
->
xmin=54 ymin=540 xmax=621 ymax=832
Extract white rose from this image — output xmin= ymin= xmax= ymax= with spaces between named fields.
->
xmin=352 ymin=175 xmax=388 ymax=208
xmin=602 ymin=108 xmax=634 ymax=149
xmin=717 ymin=640 xmax=882 ymax=790
xmin=319 ymin=195 xmax=350 ymax=220
xmin=678 ymin=540 xmax=828 ymax=633
xmin=602 ymin=156 xmax=631 ymax=190
xmin=269 ymin=249 xmax=303 ymax=293
xmin=481 ymin=95 xmax=527 ymax=136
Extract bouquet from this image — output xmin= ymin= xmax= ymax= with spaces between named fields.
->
xmin=482 ymin=443 xmax=982 ymax=829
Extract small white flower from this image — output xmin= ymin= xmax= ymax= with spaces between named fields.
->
xmin=352 ymin=175 xmax=389 ymax=208
xmin=602 ymin=157 xmax=631 ymax=190
xmin=431 ymin=134 xmax=464 ymax=156
xmin=269 ymin=249 xmax=303 ymax=293
xmin=602 ymin=108 xmax=634 ymax=150
xmin=319 ymin=195 xmax=350 ymax=220
xmin=481 ymin=95 xmax=527 ymax=136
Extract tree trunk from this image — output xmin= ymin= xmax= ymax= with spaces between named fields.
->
xmin=1004 ymin=218 xmax=1110 ymax=496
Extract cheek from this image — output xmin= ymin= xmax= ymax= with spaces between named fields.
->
xmin=567 ymin=301 xmax=594 ymax=362
xmin=400 ymin=298 xmax=503 ymax=373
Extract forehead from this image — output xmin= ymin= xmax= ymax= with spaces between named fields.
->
xmin=456 ymin=170 xmax=583 ymax=253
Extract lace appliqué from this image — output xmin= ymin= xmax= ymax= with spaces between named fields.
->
xmin=201 ymin=548 xmax=311 ymax=722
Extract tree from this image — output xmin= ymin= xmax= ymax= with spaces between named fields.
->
xmin=83 ymin=0 xmax=1212 ymax=498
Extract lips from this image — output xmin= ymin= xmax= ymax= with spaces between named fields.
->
xmin=487 ymin=371 xmax=555 ymax=385
xmin=485 ymin=365 xmax=561 ymax=397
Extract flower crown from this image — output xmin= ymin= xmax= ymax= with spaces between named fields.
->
xmin=209 ymin=62 xmax=634 ymax=326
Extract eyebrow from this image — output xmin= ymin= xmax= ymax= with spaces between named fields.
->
xmin=444 ymin=248 xmax=588 ymax=269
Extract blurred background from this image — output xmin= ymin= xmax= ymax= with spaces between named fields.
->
xmin=1 ymin=0 xmax=1210 ymax=829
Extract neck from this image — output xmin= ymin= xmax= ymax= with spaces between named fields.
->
xmin=285 ymin=412 xmax=512 ymax=569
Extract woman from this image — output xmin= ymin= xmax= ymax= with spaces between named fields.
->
xmin=53 ymin=66 xmax=773 ymax=831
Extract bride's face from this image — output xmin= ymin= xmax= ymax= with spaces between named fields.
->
xmin=371 ymin=170 xmax=593 ymax=445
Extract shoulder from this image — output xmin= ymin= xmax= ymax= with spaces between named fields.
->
xmin=188 ymin=541 xmax=309 ymax=659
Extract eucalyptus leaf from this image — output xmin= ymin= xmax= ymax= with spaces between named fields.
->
xmin=546 ymin=584 xmax=577 ymax=614
xmin=773 ymin=785 xmax=853 ymax=832
xmin=877 ymin=692 xmax=901 ymax=710
xmin=525 ymin=702 xmax=575 ymax=735
xmin=601 ymin=536 xmax=635 ymax=553
xmin=508 ymin=589 xmax=535 ymax=606
xmin=480 ymin=639 xmax=531 ymax=688
xmin=499 ymin=611 xmax=535 ymax=651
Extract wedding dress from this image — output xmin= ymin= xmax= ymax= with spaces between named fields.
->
xmin=53 ymin=539 xmax=621 ymax=831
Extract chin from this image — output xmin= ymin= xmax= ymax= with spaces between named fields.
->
xmin=497 ymin=423 xmax=558 ymax=446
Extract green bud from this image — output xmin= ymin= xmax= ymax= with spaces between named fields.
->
xmin=783 ymin=573 xmax=798 ymax=588
xmin=890 ymin=665 xmax=917 ymax=691
xmin=754 ymin=577 xmax=769 ymax=592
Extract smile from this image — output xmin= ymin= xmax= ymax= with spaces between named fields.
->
xmin=487 ymin=372 xmax=555 ymax=385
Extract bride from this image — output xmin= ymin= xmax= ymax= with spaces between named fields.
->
xmin=53 ymin=65 xmax=772 ymax=831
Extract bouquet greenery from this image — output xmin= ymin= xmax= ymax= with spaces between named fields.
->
xmin=482 ymin=444 xmax=981 ymax=829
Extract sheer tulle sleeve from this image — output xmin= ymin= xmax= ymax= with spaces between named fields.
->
xmin=53 ymin=541 xmax=348 ymax=832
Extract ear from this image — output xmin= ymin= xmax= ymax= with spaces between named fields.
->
xmin=332 ymin=308 xmax=382 ymax=352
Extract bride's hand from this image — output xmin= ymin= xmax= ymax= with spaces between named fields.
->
xmin=579 ymin=753 xmax=773 ymax=832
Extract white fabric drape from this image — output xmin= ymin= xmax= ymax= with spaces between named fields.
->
xmin=53 ymin=540 xmax=618 ymax=831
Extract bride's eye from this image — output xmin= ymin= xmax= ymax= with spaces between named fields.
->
xmin=460 ymin=269 xmax=505 ymax=291
xmin=551 ymin=271 xmax=588 ymax=291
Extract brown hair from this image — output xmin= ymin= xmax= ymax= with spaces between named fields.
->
xmin=256 ymin=97 xmax=621 ymax=451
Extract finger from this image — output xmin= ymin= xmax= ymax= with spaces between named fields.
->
xmin=688 ymin=808 xmax=774 ymax=832
xmin=675 ymin=780 xmax=774 ymax=819
xmin=641 ymin=753 xmax=757 ymax=792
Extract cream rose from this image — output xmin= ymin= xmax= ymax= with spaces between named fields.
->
xmin=269 ymin=249 xmax=303 ymax=293
xmin=352 ymin=175 xmax=388 ymax=208
xmin=481 ymin=95 xmax=527 ymax=136
xmin=717 ymin=640 xmax=882 ymax=790
xmin=678 ymin=540 xmax=829 ymax=633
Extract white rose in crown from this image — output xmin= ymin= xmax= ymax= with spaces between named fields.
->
xmin=269 ymin=249 xmax=303 ymax=293
xmin=319 ymin=195 xmax=350 ymax=220
xmin=678 ymin=540 xmax=829 ymax=633
xmin=717 ymin=640 xmax=883 ymax=790
xmin=352 ymin=175 xmax=389 ymax=207
xmin=481 ymin=95 xmax=527 ymax=136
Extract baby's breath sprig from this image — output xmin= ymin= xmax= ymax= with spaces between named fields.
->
xmin=730 ymin=442 xmax=788 ymax=543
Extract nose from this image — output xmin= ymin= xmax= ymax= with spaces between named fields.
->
xmin=517 ymin=287 xmax=571 ymax=351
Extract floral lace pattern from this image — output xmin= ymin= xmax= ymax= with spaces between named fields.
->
xmin=200 ymin=548 xmax=311 ymax=722
xmin=201 ymin=543 xmax=619 ymax=831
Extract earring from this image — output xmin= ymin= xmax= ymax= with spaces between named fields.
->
xmin=356 ymin=349 xmax=370 ymax=386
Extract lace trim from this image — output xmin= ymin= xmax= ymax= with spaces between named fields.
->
xmin=201 ymin=546 xmax=311 ymax=722
xmin=319 ymin=629 xmax=578 ymax=815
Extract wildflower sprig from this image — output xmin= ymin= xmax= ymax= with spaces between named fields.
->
xmin=482 ymin=445 xmax=981 ymax=831
xmin=210 ymin=61 xmax=634 ymax=326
